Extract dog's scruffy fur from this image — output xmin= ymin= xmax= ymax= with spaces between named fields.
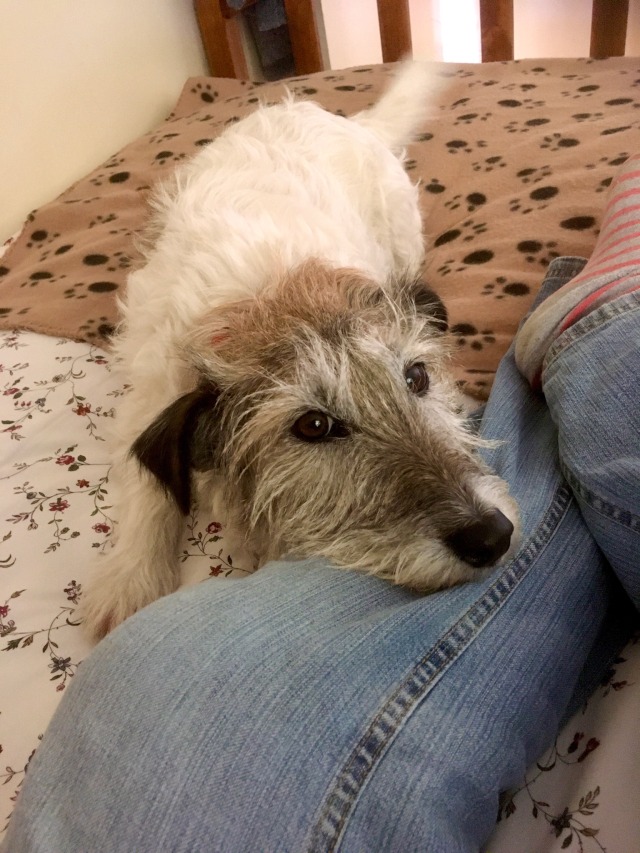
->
xmin=82 ymin=64 xmax=520 ymax=641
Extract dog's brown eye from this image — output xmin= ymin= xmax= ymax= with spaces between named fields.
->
xmin=405 ymin=363 xmax=429 ymax=396
xmin=292 ymin=411 xmax=349 ymax=442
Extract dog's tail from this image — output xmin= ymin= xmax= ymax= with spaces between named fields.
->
xmin=353 ymin=61 xmax=443 ymax=153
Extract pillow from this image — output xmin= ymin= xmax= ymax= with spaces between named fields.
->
xmin=1 ymin=57 xmax=640 ymax=398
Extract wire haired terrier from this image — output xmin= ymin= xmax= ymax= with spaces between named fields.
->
xmin=82 ymin=63 xmax=520 ymax=641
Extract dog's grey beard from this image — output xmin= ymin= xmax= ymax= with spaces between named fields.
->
xmin=207 ymin=329 xmax=517 ymax=592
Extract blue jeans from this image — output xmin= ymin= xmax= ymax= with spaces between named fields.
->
xmin=4 ymin=259 xmax=639 ymax=853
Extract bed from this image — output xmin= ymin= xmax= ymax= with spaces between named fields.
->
xmin=1 ymin=2 xmax=639 ymax=848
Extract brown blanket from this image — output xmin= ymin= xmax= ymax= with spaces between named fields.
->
xmin=2 ymin=57 xmax=640 ymax=398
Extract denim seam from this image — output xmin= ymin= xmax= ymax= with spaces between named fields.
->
xmin=519 ymin=258 xmax=587 ymax=324
xmin=560 ymin=458 xmax=640 ymax=532
xmin=306 ymin=483 xmax=574 ymax=853
xmin=543 ymin=291 xmax=640 ymax=377
xmin=545 ymin=256 xmax=588 ymax=282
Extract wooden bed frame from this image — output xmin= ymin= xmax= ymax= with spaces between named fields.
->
xmin=194 ymin=0 xmax=631 ymax=79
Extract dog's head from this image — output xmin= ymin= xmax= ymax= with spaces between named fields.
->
xmin=131 ymin=260 xmax=519 ymax=592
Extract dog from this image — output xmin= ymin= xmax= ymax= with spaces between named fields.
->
xmin=81 ymin=63 xmax=520 ymax=641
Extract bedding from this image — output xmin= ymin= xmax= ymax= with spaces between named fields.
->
xmin=1 ymin=57 xmax=640 ymax=848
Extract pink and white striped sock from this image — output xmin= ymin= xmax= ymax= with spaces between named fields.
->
xmin=515 ymin=153 xmax=640 ymax=387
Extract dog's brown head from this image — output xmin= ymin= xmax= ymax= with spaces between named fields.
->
xmin=132 ymin=260 xmax=518 ymax=592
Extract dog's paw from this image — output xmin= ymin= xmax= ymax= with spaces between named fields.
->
xmin=80 ymin=593 xmax=130 ymax=643
xmin=80 ymin=556 xmax=176 ymax=642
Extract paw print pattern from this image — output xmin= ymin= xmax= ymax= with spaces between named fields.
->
xmin=153 ymin=150 xmax=188 ymax=166
xmin=22 ymin=269 xmax=67 ymax=289
xmin=586 ymin=152 xmax=630 ymax=170
xmin=495 ymin=96 xmax=546 ymax=111
xmin=63 ymin=281 xmax=119 ymax=300
xmin=86 ymin=213 xmax=118 ymax=230
xmin=451 ymin=323 xmax=496 ymax=351
xmin=434 ymin=219 xmax=488 ymax=249
xmin=516 ymin=239 xmax=560 ymax=266
xmin=194 ymin=113 xmax=223 ymax=127
xmin=63 ymin=283 xmax=88 ymax=299
xmin=465 ymin=77 xmax=499 ymax=90
xmin=25 ymin=229 xmax=61 ymax=250
xmin=597 ymin=175 xmax=613 ymax=193
xmin=461 ymin=370 xmax=494 ymax=394
xmin=504 ymin=117 xmax=551 ymax=134
xmin=453 ymin=111 xmax=492 ymax=126
xmin=559 ymin=83 xmax=601 ymax=99
xmin=571 ymin=110 xmax=604 ymax=123
xmin=436 ymin=245 xmax=495 ymax=278
xmin=443 ymin=192 xmax=488 ymax=213
xmin=481 ymin=276 xmax=531 ymax=299
xmin=515 ymin=164 xmax=552 ymax=185
xmin=501 ymin=82 xmax=539 ymax=94
xmin=558 ymin=215 xmax=598 ymax=234
xmin=334 ymin=82 xmax=374 ymax=94
xmin=446 ymin=138 xmax=474 ymax=154
xmin=508 ymin=184 xmax=559 ymax=214
xmin=191 ymin=82 xmax=218 ymax=103
xmin=25 ymin=230 xmax=69 ymax=266
xmin=89 ymin=158 xmax=131 ymax=188
xmin=78 ymin=316 xmax=116 ymax=340
xmin=81 ymin=251 xmax=132 ymax=274
xmin=472 ymin=154 xmax=506 ymax=173
xmin=540 ymin=133 xmax=580 ymax=151
xmin=147 ymin=131 xmax=181 ymax=146
xmin=424 ymin=179 xmax=446 ymax=195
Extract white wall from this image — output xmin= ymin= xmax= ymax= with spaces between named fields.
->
xmin=1 ymin=0 xmax=208 ymax=241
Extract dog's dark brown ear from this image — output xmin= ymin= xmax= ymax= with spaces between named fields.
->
xmin=130 ymin=385 xmax=220 ymax=515
xmin=409 ymin=280 xmax=448 ymax=333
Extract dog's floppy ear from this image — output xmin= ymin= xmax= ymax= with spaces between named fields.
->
xmin=130 ymin=384 xmax=220 ymax=515
xmin=409 ymin=280 xmax=448 ymax=333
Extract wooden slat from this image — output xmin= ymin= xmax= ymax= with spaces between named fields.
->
xmin=194 ymin=0 xmax=239 ymax=77
xmin=479 ymin=0 xmax=514 ymax=62
xmin=590 ymin=0 xmax=629 ymax=58
xmin=376 ymin=0 xmax=412 ymax=63
xmin=283 ymin=0 xmax=324 ymax=75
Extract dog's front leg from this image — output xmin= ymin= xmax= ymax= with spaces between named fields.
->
xmin=81 ymin=449 xmax=184 ymax=642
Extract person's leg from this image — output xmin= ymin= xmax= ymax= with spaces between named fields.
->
xmin=516 ymin=153 xmax=640 ymax=608
xmin=3 ymin=278 xmax=634 ymax=853
xmin=542 ymin=288 xmax=640 ymax=606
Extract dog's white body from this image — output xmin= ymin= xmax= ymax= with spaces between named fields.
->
xmin=83 ymin=65 xmax=519 ymax=640
xmin=125 ymin=75 xmax=430 ymax=368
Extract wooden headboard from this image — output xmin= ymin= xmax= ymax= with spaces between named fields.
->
xmin=194 ymin=0 xmax=631 ymax=79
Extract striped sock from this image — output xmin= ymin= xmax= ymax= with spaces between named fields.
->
xmin=515 ymin=153 xmax=640 ymax=387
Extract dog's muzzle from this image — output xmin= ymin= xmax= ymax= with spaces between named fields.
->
xmin=445 ymin=509 xmax=514 ymax=569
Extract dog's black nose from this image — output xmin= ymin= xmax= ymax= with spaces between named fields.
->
xmin=446 ymin=509 xmax=514 ymax=568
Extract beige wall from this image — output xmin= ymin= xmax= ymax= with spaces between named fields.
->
xmin=1 ymin=0 xmax=208 ymax=241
